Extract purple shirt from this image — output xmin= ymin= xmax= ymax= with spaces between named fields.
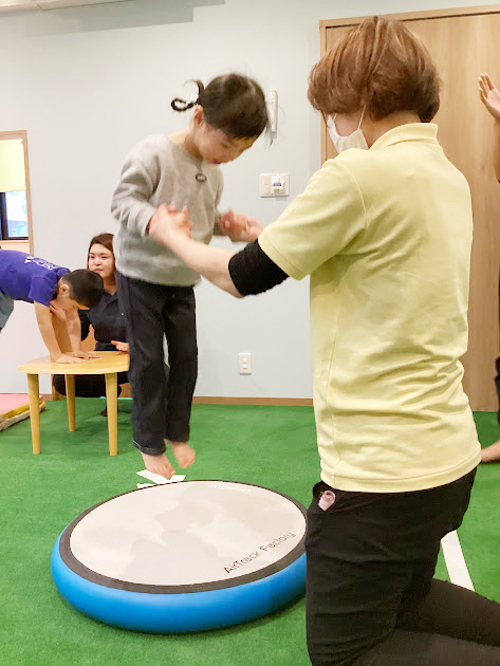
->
xmin=0 ymin=250 xmax=69 ymax=307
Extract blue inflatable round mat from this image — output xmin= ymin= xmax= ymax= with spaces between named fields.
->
xmin=51 ymin=480 xmax=307 ymax=633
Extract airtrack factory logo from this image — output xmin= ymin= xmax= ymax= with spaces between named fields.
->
xmin=224 ymin=533 xmax=296 ymax=574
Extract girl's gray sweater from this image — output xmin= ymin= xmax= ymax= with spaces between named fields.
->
xmin=111 ymin=134 xmax=223 ymax=286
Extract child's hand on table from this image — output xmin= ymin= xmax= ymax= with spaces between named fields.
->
xmin=73 ymin=350 xmax=99 ymax=360
xmin=54 ymin=353 xmax=86 ymax=364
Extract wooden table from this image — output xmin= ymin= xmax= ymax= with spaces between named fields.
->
xmin=18 ymin=351 xmax=130 ymax=456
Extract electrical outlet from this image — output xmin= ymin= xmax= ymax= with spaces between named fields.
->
xmin=239 ymin=352 xmax=252 ymax=375
xmin=259 ymin=172 xmax=289 ymax=197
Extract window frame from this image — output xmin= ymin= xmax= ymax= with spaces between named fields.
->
xmin=0 ymin=130 xmax=33 ymax=253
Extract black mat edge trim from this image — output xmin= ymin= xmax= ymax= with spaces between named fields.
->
xmin=59 ymin=480 xmax=307 ymax=594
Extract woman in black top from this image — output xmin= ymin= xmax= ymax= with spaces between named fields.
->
xmin=52 ymin=233 xmax=129 ymax=401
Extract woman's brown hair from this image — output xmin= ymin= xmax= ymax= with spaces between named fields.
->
xmin=308 ymin=16 xmax=440 ymax=122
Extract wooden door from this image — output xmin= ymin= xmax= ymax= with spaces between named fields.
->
xmin=321 ymin=6 xmax=500 ymax=411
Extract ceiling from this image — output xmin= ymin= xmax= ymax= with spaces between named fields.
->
xmin=0 ymin=0 xmax=128 ymax=12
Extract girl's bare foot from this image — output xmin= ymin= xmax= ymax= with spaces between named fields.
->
xmin=481 ymin=440 xmax=500 ymax=463
xmin=170 ymin=442 xmax=196 ymax=468
xmin=141 ymin=451 xmax=175 ymax=478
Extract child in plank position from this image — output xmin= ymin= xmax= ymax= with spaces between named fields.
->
xmin=0 ymin=249 xmax=104 ymax=363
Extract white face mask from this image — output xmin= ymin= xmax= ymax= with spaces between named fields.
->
xmin=327 ymin=111 xmax=369 ymax=153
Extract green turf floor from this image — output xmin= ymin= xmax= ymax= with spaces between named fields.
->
xmin=1 ymin=401 xmax=499 ymax=666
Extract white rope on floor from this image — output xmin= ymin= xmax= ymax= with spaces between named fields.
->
xmin=441 ymin=530 xmax=474 ymax=591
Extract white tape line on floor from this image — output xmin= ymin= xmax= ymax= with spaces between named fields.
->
xmin=441 ymin=530 xmax=474 ymax=591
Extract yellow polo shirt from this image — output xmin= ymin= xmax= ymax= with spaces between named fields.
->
xmin=258 ymin=124 xmax=480 ymax=492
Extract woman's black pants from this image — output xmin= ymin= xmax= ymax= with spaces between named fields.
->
xmin=306 ymin=470 xmax=500 ymax=665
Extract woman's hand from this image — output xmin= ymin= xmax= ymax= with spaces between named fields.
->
xmin=145 ymin=205 xmax=241 ymax=297
xmin=479 ymin=73 xmax=500 ymax=119
xmin=147 ymin=203 xmax=192 ymax=248
xmin=112 ymin=340 xmax=129 ymax=353
xmin=219 ymin=209 xmax=264 ymax=242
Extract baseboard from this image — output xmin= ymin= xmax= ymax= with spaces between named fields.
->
xmin=43 ymin=394 xmax=313 ymax=407
xmin=192 ymin=397 xmax=313 ymax=406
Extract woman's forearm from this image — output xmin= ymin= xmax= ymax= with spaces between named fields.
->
xmin=147 ymin=203 xmax=243 ymax=297
xmin=162 ymin=232 xmax=242 ymax=297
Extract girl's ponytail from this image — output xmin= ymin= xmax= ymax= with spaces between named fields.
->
xmin=171 ymin=80 xmax=205 ymax=112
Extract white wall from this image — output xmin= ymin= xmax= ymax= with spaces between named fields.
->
xmin=0 ymin=0 xmax=497 ymax=396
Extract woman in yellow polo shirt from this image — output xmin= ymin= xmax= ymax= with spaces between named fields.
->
xmin=147 ymin=16 xmax=500 ymax=666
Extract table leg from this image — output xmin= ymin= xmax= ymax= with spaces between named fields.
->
xmin=27 ymin=373 xmax=41 ymax=455
xmin=105 ymin=372 xmax=118 ymax=456
xmin=65 ymin=375 xmax=76 ymax=432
